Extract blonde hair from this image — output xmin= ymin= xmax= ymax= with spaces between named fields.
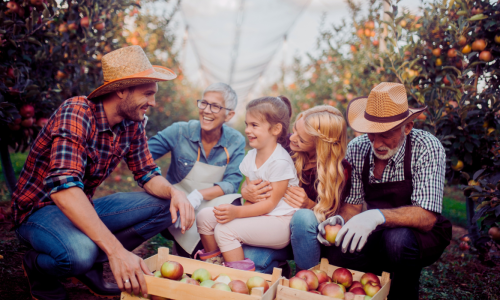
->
xmin=292 ymin=105 xmax=347 ymax=222
xmin=246 ymin=95 xmax=292 ymax=146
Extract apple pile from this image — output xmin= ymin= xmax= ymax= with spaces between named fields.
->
xmin=153 ymin=261 xmax=269 ymax=295
xmin=288 ymin=268 xmax=381 ymax=299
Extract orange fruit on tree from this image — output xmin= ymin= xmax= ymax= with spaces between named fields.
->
xmin=479 ymin=51 xmax=493 ymax=62
xmin=451 ymin=160 xmax=464 ymax=171
xmin=468 ymin=180 xmax=480 ymax=186
xmin=471 ymin=39 xmax=487 ymax=51
xmin=436 ymin=58 xmax=443 ymax=66
xmin=432 ymin=48 xmax=441 ymax=56
xmin=487 ymin=128 xmax=496 ymax=135
xmin=458 ymin=35 xmax=467 ymax=46
xmin=364 ymin=29 xmax=371 ymax=36
xmin=447 ymin=48 xmax=457 ymax=58
xmin=495 ymin=35 xmax=500 ymax=44
xmin=461 ymin=45 xmax=471 ymax=54
xmin=400 ymin=20 xmax=407 ymax=27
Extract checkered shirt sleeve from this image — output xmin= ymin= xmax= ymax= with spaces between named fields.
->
xmin=344 ymin=129 xmax=446 ymax=214
xmin=124 ymin=121 xmax=161 ymax=188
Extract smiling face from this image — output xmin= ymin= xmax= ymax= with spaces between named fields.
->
xmin=117 ymin=82 xmax=158 ymax=122
xmin=367 ymin=122 xmax=413 ymax=160
xmin=244 ymin=111 xmax=281 ymax=150
xmin=290 ymin=117 xmax=316 ymax=157
xmin=198 ymin=91 xmax=233 ymax=134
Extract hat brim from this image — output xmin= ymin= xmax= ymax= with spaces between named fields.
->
xmin=347 ymin=96 xmax=427 ymax=133
xmin=88 ymin=66 xmax=177 ymax=99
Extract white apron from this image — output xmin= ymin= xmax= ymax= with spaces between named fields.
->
xmin=169 ymin=147 xmax=242 ymax=254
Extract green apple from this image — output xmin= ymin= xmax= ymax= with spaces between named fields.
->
xmin=200 ymin=280 xmax=215 ymax=288
xmin=153 ymin=270 xmax=162 ymax=278
xmin=212 ymin=282 xmax=231 ymax=292
xmin=192 ymin=268 xmax=212 ymax=283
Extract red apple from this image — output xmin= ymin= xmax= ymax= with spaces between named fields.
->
xmin=471 ymin=39 xmax=486 ymax=51
xmin=80 ymin=17 xmax=90 ymax=28
xmin=459 ymin=241 xmax=470 ymax=251
xmin=364 ymin=281 xmax=381 ymax=297
xmin=324 ymin=224 xmax=342 ymax=244
xmin=68 ymin=23 xmax=78 ymax=31
xmin=246 ymin=276 xmax=269 ymax=293
xmin=114 ymin=175 xmax=122 ymax=182
xmin=229 ymin=280 xmax=249 ymax=294
xmin=94 ymin=22 xmax=105 ymax=31
xmin=360 ymin=273 xmax=380 ymax=286
xmin=318 ymin=282 xmax=330 ymax=293
xmin=21 ymin=118 xmax=34 ymax=127
xmin=321 ymin=283 xmax=345 ymax=298
xmin=295 ymin=270 xmax=319 ymax=290
xmin=489 ymin=226 xmax=500 ymax=242
xmin=312 ymin=269 xmax=331 ymax=284
xmin=332 ymin=267 xmax=353 ymax=288
xmin=36 ymin=118 xmax=49 ymax=128
xmin=20 ymin=105 xmax=35 ymax=118
xmin=432 ymin=48 xmax=441 ymax=56
xmin=160 ymin=261 xmax=183 ymax=280
xmin=479 ymin=51 xmax=493 ymax=62
xmin=350 ymin=287 xmax=366 ymax=295
xmin=6 ymin=1 xmax=19 ymax=14
xmin=447 ymin=48 xmax=457 ymax=58
xmin=349 ymin=281 xmax=363 ymax=291
xmin=289 ymin=276 xmax=308 ymax=291
xmin=180 ymin=277 xmax=200 ymax=285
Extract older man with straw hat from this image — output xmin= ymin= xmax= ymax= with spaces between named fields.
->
xmin=317 ymin=82 xmax=452 ymax=299
xmin=11 ymin=46 xmax=195 ymax=300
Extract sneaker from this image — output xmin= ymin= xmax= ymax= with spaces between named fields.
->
xmin=22 ymin=250 xmax=68 ymax=300
xmin=194 ymin=249 xmax=225 ymax=266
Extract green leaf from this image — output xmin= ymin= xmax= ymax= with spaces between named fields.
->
xmin=467 ymin=14 xmax=487 ymax=21
xmin=27 ymin=37 xmax=42 ymax=47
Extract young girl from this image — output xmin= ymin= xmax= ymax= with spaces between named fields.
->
xmin=195 ymin=96 xmax=299 ymax=270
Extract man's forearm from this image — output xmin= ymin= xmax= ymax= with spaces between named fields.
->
xmin=381 ymin=206 xmax=437 ymax=232
xmin=51 ymin=187 xmax=122 ymax=255
xmin=143 ymin=175 xmax=175 ymax=199
xmin=199 ymin=186 xmax=224 ymax=201
xmin=338 ymin=203 xmax=363 ymax=222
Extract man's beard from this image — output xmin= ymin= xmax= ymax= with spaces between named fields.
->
xmin=371 ymin=129 xmax=406 ymax=160
xmin=117 ymin=94 xmax=146 ymax=122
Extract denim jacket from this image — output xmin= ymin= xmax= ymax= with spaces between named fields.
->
xmin=148 ymin=120 xmax=245 ymax=194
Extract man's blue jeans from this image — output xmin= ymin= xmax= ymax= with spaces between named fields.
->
xmin=15 ymin=192 xmax=173 ymax=278
xmin=244 ymin=209 xmax=321 ymax=273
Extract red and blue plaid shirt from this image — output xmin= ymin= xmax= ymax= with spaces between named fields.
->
xmin=11 ymin=96 xmax=161 ymax=227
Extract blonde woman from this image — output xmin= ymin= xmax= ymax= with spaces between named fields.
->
xmin=241 ymin=105 xmax=351 ymax=273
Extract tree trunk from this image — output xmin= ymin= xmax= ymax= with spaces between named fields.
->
xmin=0 ymin=142 xmax=17 ymax=194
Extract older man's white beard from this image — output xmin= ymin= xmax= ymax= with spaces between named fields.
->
xmin=371 ymin=134 xmax=406 ymax=160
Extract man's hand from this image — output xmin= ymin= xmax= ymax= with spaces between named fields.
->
xmin=335 ymin=209 xmax=385 ymax=253
xmin=241 ymin=179 xmax=272 ymax=203
xmin=108 ymin=246 xmax=152 ymax=298
xmin=284 ymin=186 xmax=314 ymax=209
xmin=170 ymin=188 xmax=195 ymax=233
xmin=213 ymin=204 xmax=239 ymax=224
xmin=317 ymin=215 xmax=345 ymax=246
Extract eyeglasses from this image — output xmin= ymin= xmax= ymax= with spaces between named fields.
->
xmin=197 ymin=100 xmax=232 ymax=114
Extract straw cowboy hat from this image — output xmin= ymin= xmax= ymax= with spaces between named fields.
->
xmin=88 ymin=45 xmax=177 ymax=99
xmin=346 ymin=82 xmax=427 ymax=133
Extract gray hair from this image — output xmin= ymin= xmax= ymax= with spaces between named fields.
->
xmin=202 ymin=82 xmax=237 ymax=113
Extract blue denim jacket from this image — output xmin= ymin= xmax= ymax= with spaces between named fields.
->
xmin=148 ymin=120 xmax=245 ymax=194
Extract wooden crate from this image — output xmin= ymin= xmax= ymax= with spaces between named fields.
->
xmin=276 ymin=258 xmax=390 ymax=300
xmin=121 ymin=247 xmax=282 ymax=300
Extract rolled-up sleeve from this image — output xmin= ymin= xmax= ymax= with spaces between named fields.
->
xmin=214 ymin=134 xmax=245 ymax=194
xmin=148 ymin=122 xmax=179 ymax=160
xmin=125 ymin=122 xmax=161 ymax=187
xmin=44 ymin=103 xmax=91 ymax=195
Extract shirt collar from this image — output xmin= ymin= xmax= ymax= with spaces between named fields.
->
xmin=190 ymin=122 xmax=229 ymax=148
xmin=92 ymin=100 xmax=135 ymax=133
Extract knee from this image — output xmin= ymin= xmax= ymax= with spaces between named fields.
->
xmin=290 ymin=209 xmax=318 ymax=234
xmin=57 ymin=239 xmax=99 ymax=276
xmin=196 ymin=208 xmax=216 ymax=232
xmin=383 ymin=228 xmax=419 ymax=263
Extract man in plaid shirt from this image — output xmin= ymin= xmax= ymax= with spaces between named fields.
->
xmin=317 ymin=83 xmax=452 ymax=299
xmin=11 ymin=46 xmax=195 ymax=300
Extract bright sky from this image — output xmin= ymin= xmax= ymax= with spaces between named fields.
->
xmin=147 ymin=0 xmax=422 ymax=114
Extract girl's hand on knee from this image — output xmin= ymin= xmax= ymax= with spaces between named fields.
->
xmin=213 ymin=204 xmax=239 ymax=224
xmin=284 ymin=186 xmax=314 ymax=209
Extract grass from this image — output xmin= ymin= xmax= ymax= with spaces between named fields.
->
xmin=442 ymin=196 xmax=467 ymax=228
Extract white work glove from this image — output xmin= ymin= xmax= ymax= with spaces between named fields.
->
xmin=335 ymin=209 xmax=385 ymax=253
xmin=174 ymin=190 xmax=203 ymax=228
xmin=317 ymin=215 xmax=345 ymax=246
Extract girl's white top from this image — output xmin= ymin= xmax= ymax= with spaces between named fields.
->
xmin=239 ymin=143 xmax=300 ymax=216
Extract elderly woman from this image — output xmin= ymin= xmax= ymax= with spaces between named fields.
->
xmin=241 ymin=105 xmax=352 ymax=274
xmin=148 ymin=82 xmax=245 ymax=257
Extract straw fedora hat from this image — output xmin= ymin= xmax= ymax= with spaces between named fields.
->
xmin=346 ymin=82 xmax=426 ymax=133
xmin=88 ymin=46 xmax=177 ymax=99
